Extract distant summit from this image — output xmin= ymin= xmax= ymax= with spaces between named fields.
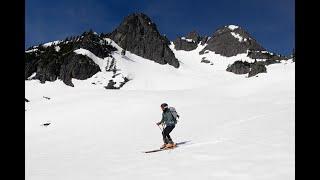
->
xmin=173 ymin=31 xmax=208 ymax=51
xmin=199 ymin=25 xmax=266 ymax=57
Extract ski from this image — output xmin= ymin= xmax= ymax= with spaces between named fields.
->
xmin=143 ymin=141 xmax=190 ymax=153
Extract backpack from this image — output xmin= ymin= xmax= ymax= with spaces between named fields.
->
xmin=169 ymin=107 xmax=179 ymax=124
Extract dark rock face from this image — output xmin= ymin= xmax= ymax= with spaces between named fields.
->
xmin=226 ymin=60 xmax=267 ymax=77
xmin=104 ymin=77 xmax=130 ymax=89
xmin=26 ymin=45 xmax=62 ymax=83
xmin=247 ymin=50 xmax=288 ymax=61
xmin=226 ymin=61 xmax=251 ymax=74
xmin=25 ymin=52 xmax=40 ymax=79
xmin=200 ymin=36 xmax=209 ymax=45
xmin=248 ymin=62 xmax=267 ymax=77
xmin=25 ymin=30 xmax=116 ymax=86
xmin=74 ymin=31 xmax=116 ymax=58
xmin=201 ymin=57 xmax=211 ymax=64
xmin=186 ymin=31 xmax=201 ymax=42
xmin=200 ymin=25 xmax=265 ymax=57
xmin=59 ymin=54 xmax=101 ymax=86
xmin=173 ymin=31 xmax=201 ymax=51
xmin=108 ymin=13 xmax=180 ymax=68
xmin=173 ymin=38 xmax=198 ymax=51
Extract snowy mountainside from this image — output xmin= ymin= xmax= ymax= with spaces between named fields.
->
xmin=25 ymin=35 xmax=294 ymax=91
xmin=25 ymin=13 xmax=294 ymax=180
xmin=26 ymin=37 xmax=293 ymax=91
xmin=25 ymin=56 xmax=294 ymax=179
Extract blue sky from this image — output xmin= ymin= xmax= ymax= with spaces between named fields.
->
xmin=26 ymin=0 xmax=295 ymax=55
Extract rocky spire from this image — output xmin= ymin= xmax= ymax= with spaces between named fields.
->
xmin=109 ymin=13 xmax=180 ymax=68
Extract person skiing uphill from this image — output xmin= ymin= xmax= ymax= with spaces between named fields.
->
xmin=156 ymin=103 xmax=178 ymax=149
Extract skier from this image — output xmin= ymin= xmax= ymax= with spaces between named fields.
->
xmin=156 ymin=103 xmax=177 ymax=149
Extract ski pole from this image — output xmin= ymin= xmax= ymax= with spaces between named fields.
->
xmin=157 ymin=124 xmax=163 ymax=132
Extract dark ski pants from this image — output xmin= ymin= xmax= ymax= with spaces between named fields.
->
xmin=162 ymin=125 xmax=175 ymax=144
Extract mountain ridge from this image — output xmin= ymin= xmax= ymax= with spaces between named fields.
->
xmin=25 ymin=13 xmax=293 ymax=88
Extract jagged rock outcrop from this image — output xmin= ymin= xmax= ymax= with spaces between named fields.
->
xmin=226 ymin=60 xmax=267 ymax=77
xmin=173 ymin=31 xmax=201 ymax=51
xmin=200 ymin=25 xmax=265 ymax=57
xmin=226 ymin=61 xmax=251 ymax=74
xmin=74 ymin=31 xmax=116 ymax=58
xmin=25 ymin=30 xmax=117 ymax=86
xmin=186 ymin=31 xmax=201 ymax=43
xmin=247 ymin=50 xmax=289 ymax=61
xmin=59 ymin=54 xmax=101 ymax=86
xmin=104 ymin=77 xmax=130 ymax=89
xmin=201 ymin=57 xmax=213 ymax=65
xmin=200 ymin=36 xmax=209 ymax=45
xmin=248 ymin=62 xmax=267 ymax=77
xmin=108 ymin=13 xmax=180 ymax=68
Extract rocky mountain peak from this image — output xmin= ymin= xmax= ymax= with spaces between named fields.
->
xmin=185 ymin=31 xmax=201 ymax=42
xmin=199 ymin=25 xmax=266 ymax=57
xmin=109 ymin=13 xmax=179 ymax=68
xmin=173 ymin=31 xmax=203 ymax=51
xmin=80 ymin=30 xmax=100 ymax=42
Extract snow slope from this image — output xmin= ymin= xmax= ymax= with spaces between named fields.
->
xmin=25 ymin=40 xmax=295 ymax=180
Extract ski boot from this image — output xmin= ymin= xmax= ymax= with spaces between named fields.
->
xmin=160 ymin=144 xmax=167 ymax=149
xmin=165 ymin=141 xmax=176 ymax=148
